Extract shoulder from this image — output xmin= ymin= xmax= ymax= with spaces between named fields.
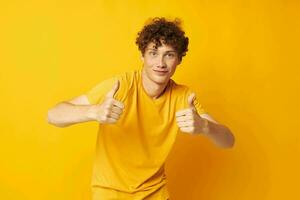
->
xmin=170 ymin=79 xmax=205 ymax=97
xmin=169 ymin=80 xmax=190 ymax=106
xmin=85 ymin=70 xmax=137 ymax=104
xmin=170 ymin=79 xmax=192 ymax=96
xmin=111 ymin=70 xmax=139 ymax=101
xmin=170 ymin=80 xmax=206 ymax=114
xmin=114 ymin=69 xmax=138 ymax=86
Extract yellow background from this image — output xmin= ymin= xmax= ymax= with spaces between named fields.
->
xmin=1 ymin=0 xmax=299 ymax=199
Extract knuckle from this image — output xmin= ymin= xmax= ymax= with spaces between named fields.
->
xmin=101 ymin=116 xmax=107 ymax=121
xmin=106 ymin=98 xmax=113 ymax=104
xmin=103 ymin=110 xmax=109 ymax=116
xmin=109 ymin=98 xmax=115 ymax=103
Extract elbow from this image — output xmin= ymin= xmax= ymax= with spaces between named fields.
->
xmin=220 ymin=130 xmax=235 ymax=149
xmin=47 ymin=108 xmax=67 ymax=128
xmin=213 ymin=125 xmax=235 ymax=149
xmin=221 ymin=138 xmax=235 ymax=149
xmin=47 ymin=109 xmax=54 ymax=124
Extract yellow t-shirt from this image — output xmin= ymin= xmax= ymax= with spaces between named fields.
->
xmin=85 ymin=69 xmax=206 ymax=200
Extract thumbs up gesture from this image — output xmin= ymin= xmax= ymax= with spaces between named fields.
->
xmin=175 ymin=93 xmax=206 ymax=134
xmin=90 ymin=80 xmax=125 ymax=124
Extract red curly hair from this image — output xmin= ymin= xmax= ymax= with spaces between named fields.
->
xmin=135 ymin=17 xmax=189 ymax=61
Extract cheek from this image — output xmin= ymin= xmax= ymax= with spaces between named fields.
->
xmin=145 ymin=60 xmax=156 ymax=69
xmin=168 ymin=61 xmax=178 ymax=70
xmin=143 ymin=57 xmax=151 ymax=65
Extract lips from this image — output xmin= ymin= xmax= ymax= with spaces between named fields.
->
xmin=153 ymin=69 xmax=168 ymax=76
xmin=153 ymin=69 xmax=168 ymax=73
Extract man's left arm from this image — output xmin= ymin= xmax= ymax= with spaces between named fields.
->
xmin=198 ymin=113 xmax=235 ymax=148
xmin=176 ymin=93 xmax=235 ymax=148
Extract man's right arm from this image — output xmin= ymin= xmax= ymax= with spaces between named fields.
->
xmin=47 ymin=95 xmax=98 ymax=128
xmin=47 ymin=80 xmax=124 ymax=128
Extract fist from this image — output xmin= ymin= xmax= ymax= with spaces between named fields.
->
xmin=90 ymin=80 xmax=125 ymax=124
xmin=175 ymin=93 xmax=205 ymax=134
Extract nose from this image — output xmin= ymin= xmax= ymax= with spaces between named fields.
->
xmin=156 ymin=55 xmax=166 ymax=68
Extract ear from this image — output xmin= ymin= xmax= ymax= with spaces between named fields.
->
xmin=177 ymin=58 xmax=182 ymax=65
xmin=141 ymin=55 xmax=144 ymax=62
xmin=177 ymin=55 xmax=182 ymax=64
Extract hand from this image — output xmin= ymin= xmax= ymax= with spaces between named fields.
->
xmin=175 ymin=93 xmax=207 ymax=134
xmin=89 ymin=80 xmax=125 ymax=124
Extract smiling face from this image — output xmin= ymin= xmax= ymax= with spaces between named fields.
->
xmin=141 ymin=41 xmax=181 ymax=85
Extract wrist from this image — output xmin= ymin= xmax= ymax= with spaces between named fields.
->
xmin=86 ymin=105 xmax=98 ymax=121
xmin=200 ymin=118 xmax=210 ymax=135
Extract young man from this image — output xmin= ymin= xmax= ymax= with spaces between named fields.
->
xmin=47 ymin=17 xmax=235 ymax=200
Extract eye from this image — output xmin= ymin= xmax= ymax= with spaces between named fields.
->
xmin=149 ymin=51 xmax=157 ymax=56
xmin=166 ymin=53 xmax=175 ymax=58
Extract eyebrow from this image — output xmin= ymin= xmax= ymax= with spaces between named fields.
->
xmin=146 ymin=48 xmax=177 ymax=53
xmin=165 ymin=51 xmax=177 ymax=53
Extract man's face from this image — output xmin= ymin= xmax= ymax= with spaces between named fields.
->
xmin=141 ymin=41 xmax=181 ymax=85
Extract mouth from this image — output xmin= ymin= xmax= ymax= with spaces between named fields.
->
xmin=153 ymin=69 xmax=168 ymax=75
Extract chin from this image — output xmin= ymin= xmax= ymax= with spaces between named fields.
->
xmin=151 ymin=75 xmax=170 ymax=85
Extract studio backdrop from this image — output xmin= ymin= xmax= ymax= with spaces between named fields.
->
xmin=0 ymin=0 xmax=299 ymax=199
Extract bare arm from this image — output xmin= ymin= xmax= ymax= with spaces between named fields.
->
xmin=176 ymin=93 xmax=235 ymax=148
xmin=200 ymin=114 xmax=235 ymax=148
xmin=47 ymin=95 xmax=96 ymax=127
xmin=47 ymin=80 xmax=124 ymax=128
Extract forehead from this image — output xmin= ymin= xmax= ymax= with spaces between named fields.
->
xmin=145 ymin=42 xmax=176 ymax=52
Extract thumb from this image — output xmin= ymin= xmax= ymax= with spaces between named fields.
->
xmin=187 ymin=92 xmax=196 ymax=110
xmin=105 ymin=80 xmax=120 ymax=98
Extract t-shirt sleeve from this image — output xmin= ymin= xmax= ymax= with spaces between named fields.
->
xmin=185 ymin=88 xmax=207 ymax=115
xmin=85 ymin=73 xmax=128 ymax=105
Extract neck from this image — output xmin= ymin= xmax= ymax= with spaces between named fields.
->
xmin=141 ymin=69 xmax=169 ymax=99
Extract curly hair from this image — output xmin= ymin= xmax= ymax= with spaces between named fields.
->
xmin=135 ymin=17 xmax=189 ymax=61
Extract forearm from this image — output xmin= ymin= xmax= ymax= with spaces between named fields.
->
xmin=47 ymin=102 xmax=95 ymax=127
xmin=201 ymin=119 xmax=235 ymax=148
